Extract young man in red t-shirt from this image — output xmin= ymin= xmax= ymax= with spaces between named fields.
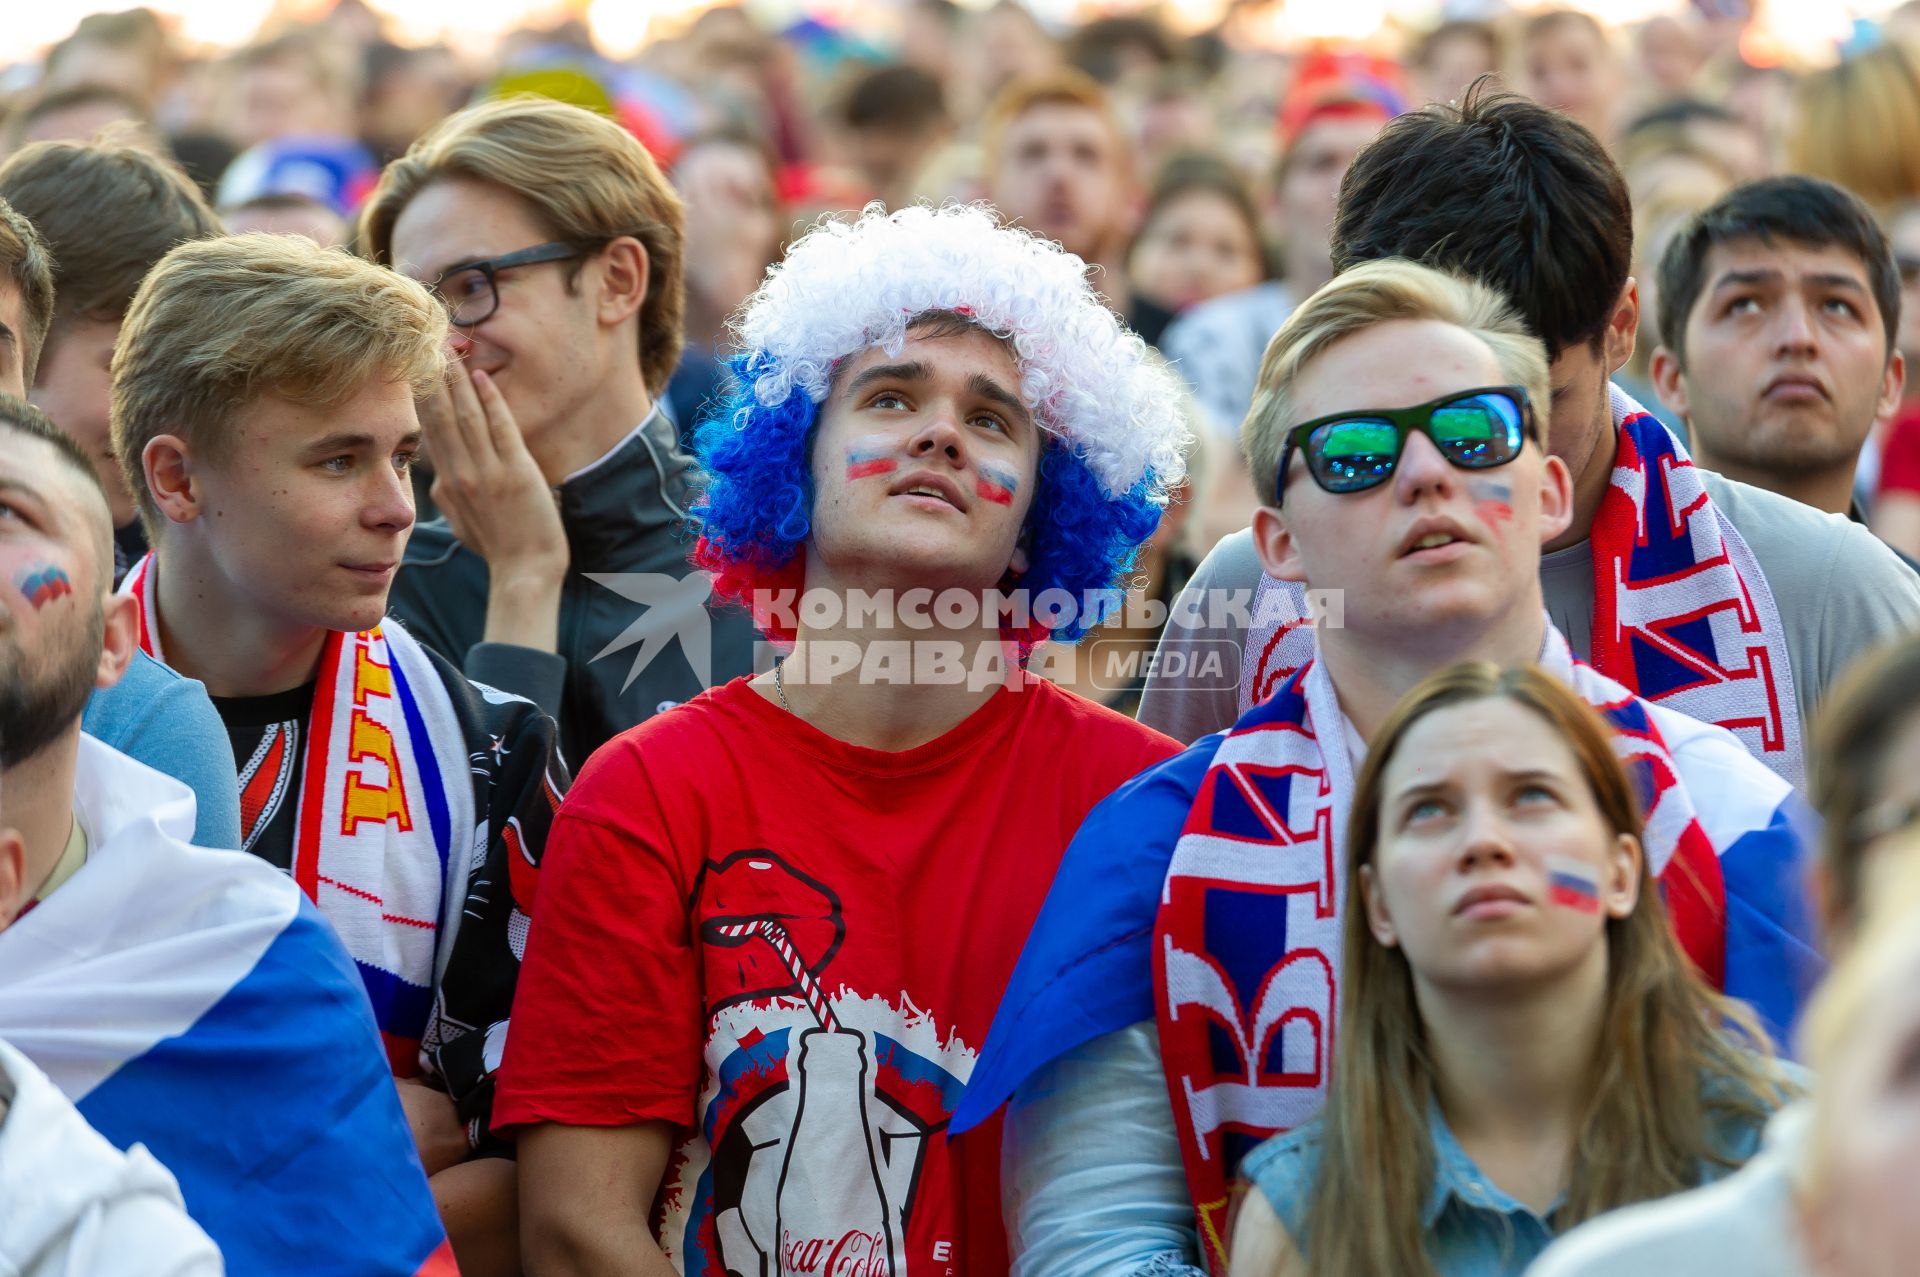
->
xmin=496 ymin=204 xmax=1192 ymax=1275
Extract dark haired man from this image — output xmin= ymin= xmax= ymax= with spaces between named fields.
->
xmin=1652 ymin=177 xmax=1904 ymax=521
xmin=1141 ymin=87 xmax=1920 ymax=792
xmin=0 ymin=137 xmax=223 ymax=580
xmin=839 ymin=63 xmax=950 ymax=210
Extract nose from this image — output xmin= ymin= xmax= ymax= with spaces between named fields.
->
xmin=905 ymin=400 xmax=967 ymax=466
xmin=1391 ymin=428 xmax=1460 ymax=504
xmin=365 ymin=461 xmax=417 ymax=535
xmin=1774 ymin=297 xmax=1819 ymax=356
xmin=446 ymin=326 xmax=476 ymax=360
xmin=1456 ymin=800 xmax=1517 ymax=872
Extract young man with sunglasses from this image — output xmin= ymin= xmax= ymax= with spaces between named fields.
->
xmin=1139 ymin=88 xmax=1920 ymax=792
xmin=951 ymin=259 xmax=1818 ymax=1276
xmin=359 ymin=97 xmax=757 ymax=765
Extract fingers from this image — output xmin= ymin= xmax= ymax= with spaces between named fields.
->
xmin=469 ymin=367 xmax=529 ymax=461
xmin=444 ymin=361 xmax=502 ymax=468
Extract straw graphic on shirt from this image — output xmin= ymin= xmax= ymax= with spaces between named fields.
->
xmin=713 ymin=919 xmax=841 ymax=1032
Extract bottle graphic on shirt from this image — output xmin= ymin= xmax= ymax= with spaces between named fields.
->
xmin=774 ymin=1027 xmax=896 ymax=1277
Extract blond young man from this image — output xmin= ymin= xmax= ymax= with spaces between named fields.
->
xmin=112 ymin=233 xmax=568 ymax=1276
xmin=359 ymin=97 xmax=756 ymax=764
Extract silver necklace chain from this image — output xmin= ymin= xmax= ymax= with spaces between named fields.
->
xmin=774 ymin=655 xmax=794 ymax=715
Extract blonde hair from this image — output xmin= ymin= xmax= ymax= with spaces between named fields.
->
xmin=1788 ymin=38 xmax=1920 ymax=209
xmin=358 ymin=96 xmax=687 ymax=398
xmin=111 ymin=232 xmax=447 ymax=541
xmin=1799 ymin=839 xmax=1920 ymax=1191
xmin=1293 ymin=661 xmax=1788 ymax=1277
xmin=1241 ymin=258 xmax=1550 ymax=503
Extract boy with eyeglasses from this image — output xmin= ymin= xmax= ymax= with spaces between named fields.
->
xmin=950 ymin=258 xmax=1819 ymax=1276
xmin=111 ymin=233 xmax=569 ymax=1274
xmin=360 ymin=97 xmax=757 ymax=765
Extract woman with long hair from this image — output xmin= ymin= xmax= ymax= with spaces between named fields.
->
xmin=1229 ymin=662 xmax=1795 ymax=1277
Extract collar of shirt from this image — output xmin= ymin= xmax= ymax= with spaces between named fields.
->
xmin=1420 ymin=1098 xmax=1562 ymax=1231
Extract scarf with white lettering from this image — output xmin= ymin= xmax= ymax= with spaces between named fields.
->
xmin=121 ymin=553 xmax=469 ymax=1075
xmin=1244 ymin=389 xmax=1802 ymax=788
xmin=1155 ymin=629 xmax=1725 ymax=1273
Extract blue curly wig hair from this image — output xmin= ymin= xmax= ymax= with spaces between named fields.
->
xmin=689 ymin=204 xmax=1191 ymax=647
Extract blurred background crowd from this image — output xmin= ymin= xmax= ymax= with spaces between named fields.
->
xmin=6 ymin=0 xmax=1920 ymax=577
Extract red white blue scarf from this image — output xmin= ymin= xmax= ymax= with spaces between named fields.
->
xmin=1154 ymin=630 xmax=1726 ymax=1274
xmin=1245 ymin=388 xmax=1803 ymax=787
xmin=121 ymin=553 xmax=473 ymax=1075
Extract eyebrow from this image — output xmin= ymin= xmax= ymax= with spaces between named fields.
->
xmin=305 ymin=430 xmax=424 ymax=454
xmin=1711 ymin=268 xmax=1869 ymax=294
xmin=844 ymin=360 xmax=933 ymax=399
xmin=1389 ymin=766 xmax=1564 ymax=802
xmin=969 ymin=372 xmax=1033 ymax=431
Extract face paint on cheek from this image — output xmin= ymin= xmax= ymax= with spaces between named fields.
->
xmin=845 ymin=437 xmax=900 ymax=481
xmin=1468 ymin=477 xmax=1514 ymax=531
xmin=976 ymin=462 xmax=1020 ymax=507
xmin=13 ymin=564 xmax=74 ymax=610
xmin=1545 ymin=855 xmax=1603 ymax=914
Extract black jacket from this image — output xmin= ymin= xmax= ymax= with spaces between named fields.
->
xmin=387 ymin=409 xmax=759 ymax=767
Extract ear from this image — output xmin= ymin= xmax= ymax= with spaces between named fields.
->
xmin=95 ymin=592 xmax=138 ymax=691
xmin=1878 ymin=350 xmax=1907 ymax=427
xmin=0 ymin=828 xmax=23 ymax=933
xmin=596 ymin=236 xmax=651 ymax=329
xmin=1536 ymin=452 xmax=1575 ymax=545
xmin=1603 ymin=831 xmax=1642 ymax=920
xmin=1650 ymin=345 xmax=1690 ymax=421
xmin=143 ymin=434 xmax=203 ymax=530
xmin=1250 ymin=504 xmax=1307 ymax=583
xmin=1360 ymin=862 xmax=1399 ymax=947
xmin=1604 ymin=278 xmax=1639 ymax=375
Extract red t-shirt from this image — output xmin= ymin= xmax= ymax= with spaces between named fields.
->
xmin=496 ymin=673 xmax=1177 ymax=1277
xmin=1880 ymin=404 xmax=1920 ymax=498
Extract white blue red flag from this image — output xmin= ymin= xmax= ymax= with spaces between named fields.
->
xmin=0 ymin=737 xmax=456 ymax=1275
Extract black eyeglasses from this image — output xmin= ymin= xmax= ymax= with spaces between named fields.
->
xmin=430 ymin=241 xmax=590 ymax=327
xmin=1276 ymin=386 xmax=1539 ymax=501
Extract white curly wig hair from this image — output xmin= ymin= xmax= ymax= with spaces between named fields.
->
xmin=731 ymin=202 xmax=1191 ymax=500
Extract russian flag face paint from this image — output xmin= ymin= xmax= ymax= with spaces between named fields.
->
xmin=15 ymin=563 xmax=74 ymax=610
xmin=1468 ymin=477 xmax=1513 ymax=530
xmin=1545 ymin=855 xmax=1603 ymax=914
xmin=845 ymin=437 xmax=899 ymax=481
xmin=976 ymin=461 xmax=1019 ymax=507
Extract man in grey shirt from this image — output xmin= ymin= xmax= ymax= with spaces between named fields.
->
xmin=1141 ymin=88 xmax=1920 ymax=775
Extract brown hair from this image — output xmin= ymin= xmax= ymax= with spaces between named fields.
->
xmin=1788 ymin=37 xmax=1920 ymax=209
xmin=0 ymin=138 xmax=220 ymax=334
xmin=111 ymin=233 xmax=447 ymax=541
xmin=1810 ymin=634 xmax=1920 ymax=939
xmin=358 ymin=96 xmax=687 ymax=398
xmin=0 ymin=198 xmax=55 ymax=386
xmin=981 ymin=66 xmax=1128 ymax=183
xmin=1296 ymin=661 xmax=1785 ymax=1277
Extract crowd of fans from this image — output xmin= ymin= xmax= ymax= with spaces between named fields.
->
xmin=4 ymin=1 xmax=1920 ymax=1274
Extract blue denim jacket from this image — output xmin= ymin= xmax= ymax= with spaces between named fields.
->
xmin=1240 ymin=1099 xmax=1769 ymax=1277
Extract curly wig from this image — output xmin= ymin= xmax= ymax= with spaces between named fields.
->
xmin=692 ymin=203 xmax=1191 ymax=644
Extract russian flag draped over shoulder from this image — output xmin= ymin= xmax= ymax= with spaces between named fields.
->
xmin=0 ymin=737 xmax=455 ymax=1276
